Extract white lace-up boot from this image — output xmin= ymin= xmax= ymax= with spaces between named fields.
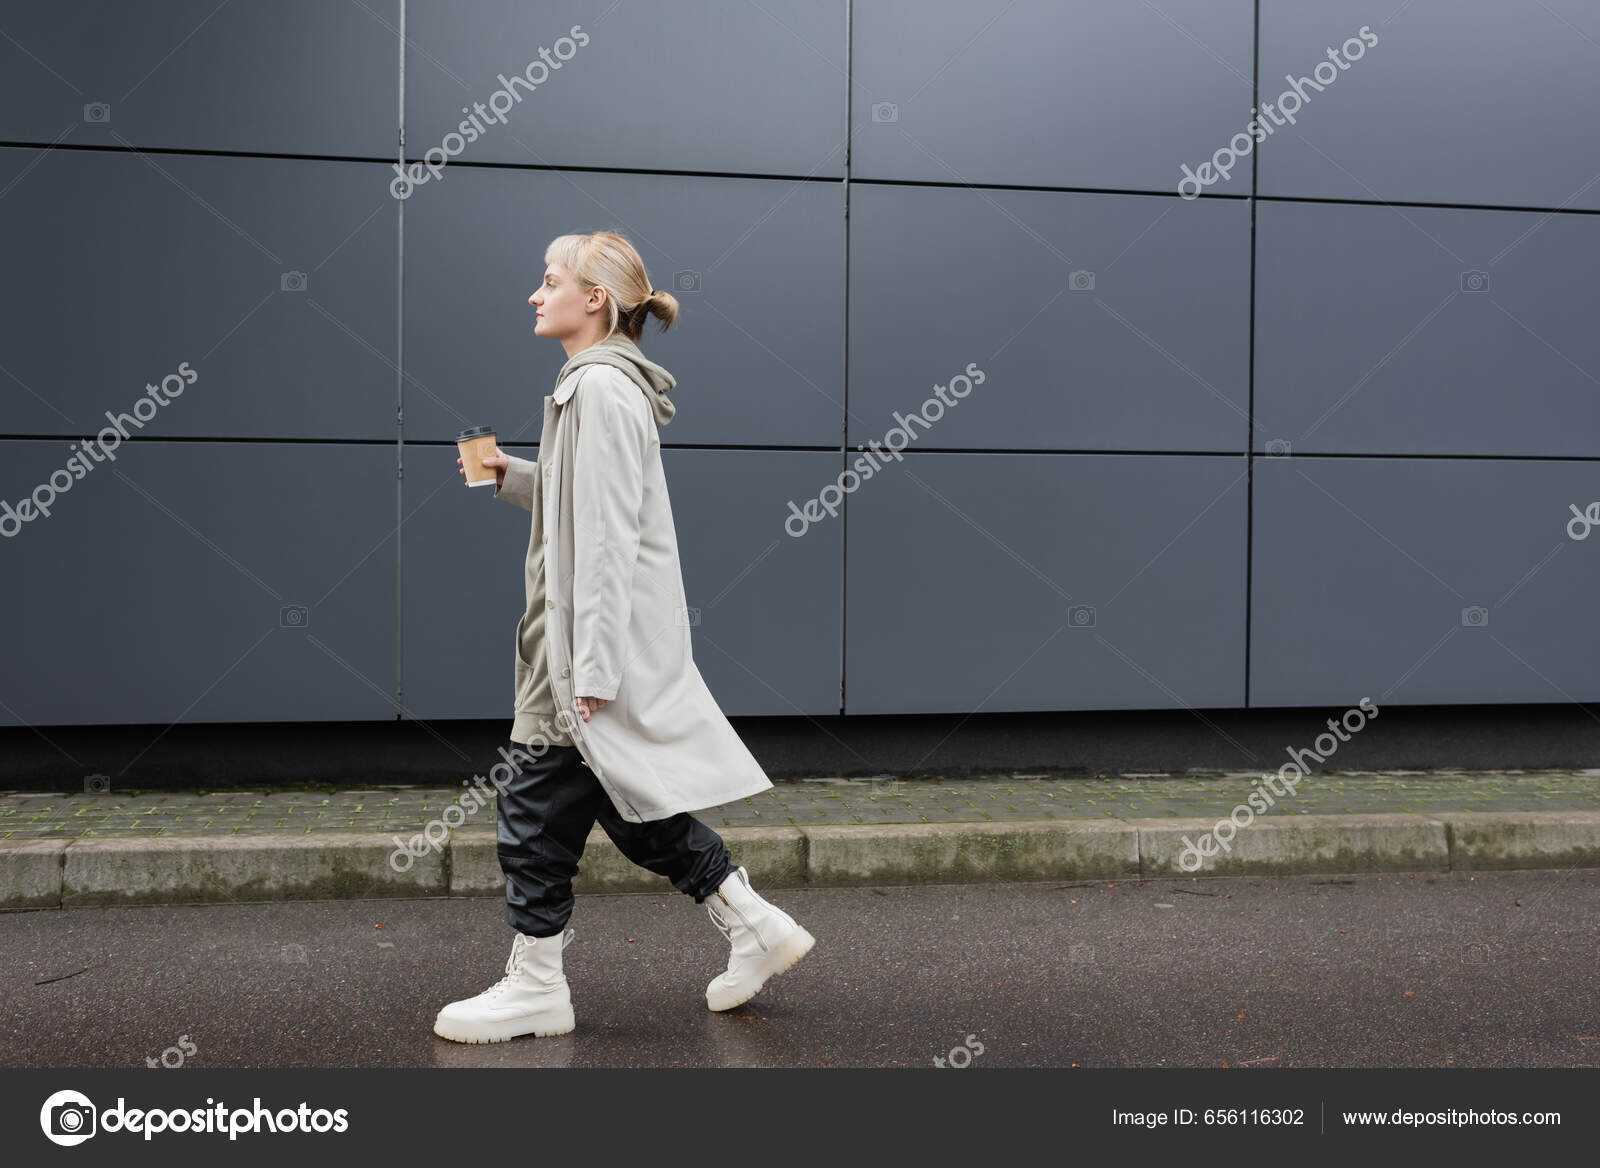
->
xmin=704 ymin=867 xmax=815 ymax=1011
xmin=433 ymin=927 xmax=575 ymax=1043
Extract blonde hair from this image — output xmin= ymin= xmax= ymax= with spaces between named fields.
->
xmin=544 ymin=230 xmax=678 ymax=342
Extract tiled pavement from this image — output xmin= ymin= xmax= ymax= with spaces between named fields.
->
xmin=3 ymin=770 xmax=1600 ymax=839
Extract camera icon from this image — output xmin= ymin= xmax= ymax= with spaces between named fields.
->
xmin=83 ymin=102 xmax=111 ymax=124
xmin=280 ymin=270 xmax=308 ymax=293
xmin=52 ymin=1101 xmax=95 ymax=1135
xmin=1461 ymin=606 xmax=1489 ymax=628
xmin=83 ymin=773 xmax=110 ymax=794
xmin=673 ymin=270 xmax=700 ymax=292
xmin=1463 ymin=942 xmax=1490 ymax=965
xmin=871 ymin=102 xmax=898 ymax=123
xmin=1069 ymin=269 xmax=1095 ymax=292
xmin=280 ymin=943 xmax=308 ymax=964
xmin=1067 ymin=604 xmax=1096 ymax=628
xmin=1265 ymin=438 xmax=1292 ymax=456
xmin=1460 ymin=270 xmax=1489 ymax=292
xmin=279 ymin=605 xmax=309 ymax=628
xmin=676 ymin=605 xmax=701 ymax=626
xmin=42 ymin=1090 xmax=97 ymax=1145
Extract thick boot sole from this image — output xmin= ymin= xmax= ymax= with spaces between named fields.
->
xmin=706 ymin=925 xmax=816 ymax=1012
xmin=433 ymin=1003 xmax=575 ymax=1044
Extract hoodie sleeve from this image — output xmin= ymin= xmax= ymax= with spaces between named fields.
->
xmin=570 ymin=371 xmax=648 ymax=701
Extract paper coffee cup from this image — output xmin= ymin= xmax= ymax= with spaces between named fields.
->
xmin=457 ymin=425 xmax=499 ymax=488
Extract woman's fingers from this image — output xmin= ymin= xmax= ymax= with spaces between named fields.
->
xmin=457 ymin=452 xmax=507 ymax=481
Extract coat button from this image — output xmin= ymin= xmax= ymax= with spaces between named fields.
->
xmin=560 ymin=667 xmax=570 ymax=678
xmin=546 ymin=599 xmax=554 ymax=609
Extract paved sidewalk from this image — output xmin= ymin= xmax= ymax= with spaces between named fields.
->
xmin=4 ymin=770 xmax=1600 ymax=839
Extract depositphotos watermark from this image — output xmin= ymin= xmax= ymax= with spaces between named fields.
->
xmin=390 ymin=25 xmax=590 ymax=198
xmin=40 ymin=1089 xmax=348 ymax=1145
xmin=388 ymin=713 xmax=577 ymax=872
xmin=145 ymin=1034 xmax=197 ymax=1070
xmin=1177 ymin=696 xmax=1380 ymax=871
xmin=933 ymin=1033 xmax=985 ymax=1068
xmin=784 ymin=361 xmax=987 ymax=538
xmin=1178 ymin=25 xmax=1378 ymax=199
xmin=1 ymin=360 xmax=198 ymax=539
xmin=1566 ymin=502 xmax=1600 ymax=540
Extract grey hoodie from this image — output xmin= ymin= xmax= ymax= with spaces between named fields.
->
xmin=554 ymin=332 xmax=676 ymax=427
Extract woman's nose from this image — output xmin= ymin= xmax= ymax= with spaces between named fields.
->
xmin=528 ymin=293 xmax=537 ymax=306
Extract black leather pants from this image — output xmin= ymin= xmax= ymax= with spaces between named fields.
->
xmin=496 ymin=740 xmax=734 ymax=938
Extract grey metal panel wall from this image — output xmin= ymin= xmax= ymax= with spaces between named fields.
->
xmin=0 ymin=149 xmax=399 ymax=440
xmin=2 ymin=2 xmax=1593 ymax=731
xmin=844 ymin=453 xmax=1248 ymax=715
xmin=0 ymin=441 xmax=397 ymax=726
xmin=1258 ymin=0 xmax=1600 ymax=210
xmin=0 ymin=0 xmax=398 ymax=157
xmin=401 ymin=166 xmax=845 ymax=447
xmin=400 ymin=447 xmax=842 ymax=720
xmin=1254 ymin=200 xmax=1600 ymax=457
xmin=399 ymin=442 xmax=539 ymax=722
xmin=660 ymin=450 xmax=842 ymax=716
xmin=404 ymin=0 xmax=846 ymax=177
xmin=851 ymin=0 xmax=1256 ymax=193
xmin=846 ymin=184 xmax=1251 ymax=452
xmin=1250 ymin=457 xmax=1600 ymax=707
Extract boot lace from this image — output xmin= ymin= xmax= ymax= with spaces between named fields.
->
xmin=706 ymin=901 xmax=733 ymax=942
xmin=482 ymin=934 xmax=531 ymax=1000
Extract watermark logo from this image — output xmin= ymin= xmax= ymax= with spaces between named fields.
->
xmin=785 ymin=361 xmax=986 ymax=538
xmin=1178 ymin=26 xmax=1378 ymax=198
xmin=1177 ymin=697 xmax=1379 ymax=870
xmin=1566 ymin=502 xmax=1600 ymax=540
xmin=1 ymin=361 xmax=198 ymax=539
xmin=388 ymin=717 xmax=577 ymax=872
xmin=145 ymin=1034 xmax=197 ymax=1069
xmin=391 ymin=26 xmax=589 ymax=198
xmin=41 ymin=1090 xmax=97 ymax=1146
xmin=933 ymin=1033 xmax=985 ymax=1068
xmin=40 ymin=1090 xmax=348 ymax=1142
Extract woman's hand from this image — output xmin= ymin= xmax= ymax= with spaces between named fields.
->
xmin=458 ymin=446 xmax=509 ymax=488
xmin=575 ymin=695 xmax=609 ymax=722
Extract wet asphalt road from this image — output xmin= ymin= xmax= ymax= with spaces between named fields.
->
xmin=2 ymin=871 xmax=1596 ymax=1069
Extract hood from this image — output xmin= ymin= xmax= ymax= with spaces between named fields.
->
xmin=553 ymin=333 xmax=676 ymax=427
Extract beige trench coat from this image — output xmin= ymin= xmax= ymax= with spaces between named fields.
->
xmin=513 ymin=362 xmax=773 ymax=822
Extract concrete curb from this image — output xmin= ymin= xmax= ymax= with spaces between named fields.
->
xmin=3 ymin=812 xmax=1598 ymax=910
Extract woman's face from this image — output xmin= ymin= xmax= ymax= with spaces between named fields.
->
xmin=529 ymin=263 xmax=600 ymax=340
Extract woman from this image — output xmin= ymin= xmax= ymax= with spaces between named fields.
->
xmin=435 ymin=230 xmax=814 ymax=1044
